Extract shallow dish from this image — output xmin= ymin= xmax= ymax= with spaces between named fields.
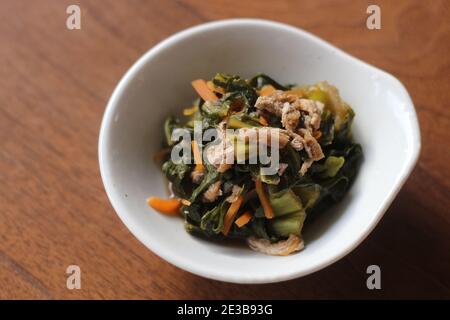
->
xmin=99 ymin=19 xmax=420 ymax=283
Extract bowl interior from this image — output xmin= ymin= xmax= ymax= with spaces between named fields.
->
xmin=100 ymin=20 xmax=419 ymax=283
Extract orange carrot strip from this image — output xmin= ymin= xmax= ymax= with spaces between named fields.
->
xmin=235 ymin=211 xmax=253 ymax=228
xmin=258 ymin=85 xmax=276 ymax=96
xmin=191 ymin=140 xmax=204 ymax=172
xmin=191 ymin=79 xmax=219 ymax=101
xmin=183 ymin=105 xmax=198 ymax=116
xmin=147 ymin=197 xmax=181 ymax=215
xmin=259 ymin=116 xmax=268 ymax=126
xmin=285 ymin=87 xmax=305 ymax=98
xmin=255 ymin=178 xmax=274 ymax=219
xmin=222 ymin=196 xmax=244 ymax=236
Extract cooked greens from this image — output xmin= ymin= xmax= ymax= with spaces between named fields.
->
xmin=148 ymin=73 xmax=362 ymax=256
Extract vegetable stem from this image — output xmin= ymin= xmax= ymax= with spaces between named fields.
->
xmin=222 ymin=196 xmax=244 ymax=235
xmin=269 ymin=212 xmax=305 ymax=237
xmin=255 ymin=178 xmax=274 ymax=219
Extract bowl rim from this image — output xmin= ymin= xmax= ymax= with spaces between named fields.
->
xmin=98 ymin=18 xmax=421 ymax=284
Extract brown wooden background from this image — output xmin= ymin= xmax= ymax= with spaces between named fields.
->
xmin=1 ymin=0 xmax=449 ymax=299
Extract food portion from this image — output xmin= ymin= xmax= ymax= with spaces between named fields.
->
xmin=149 ymin=73 xmax=362 ymax=256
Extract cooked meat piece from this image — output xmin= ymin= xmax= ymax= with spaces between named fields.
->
xmin=310 ymin=113 xmax=322 ymax=131
xmin=205 ymin=122 xmax=234 ymax=173
xmin=247 ymin=234 xmax=304 ymax=256
xmin=255 ymin=90 xmax=296 ymax=116
xmin=288 ymin=129 xmax=324 ymax=175
xmin=294 ymin=98 xmax=324 ymax=115
xmin=278 ymin=163 xmax=288 ymax=176
xmin=190 ymin=170 xmax=204 ymax=184
xmin=206 ymin=141 xmax=233 ymax=172
xmin=202 ymin=181 xmax=222 ymax=203
xmin=281 ymin=102 xmax=301 ymax=131
xmin=257 ymin=91 xmax=326 ymax=175
xmin=260 ymin=128 xmax=291 ymax=148
xmin=206 ymin=95 xmax=323 ymax=177
xmin=299 ymin=158 xmax=314 ymax=176
xmin=293 ymin=98 xmax=324 ymax=130
xmin=303 ymin=130 xmax=324 ymax=161
xmin=226 ymin=185 xmax=242 ymax=203
xmin=288 ymin=131 xmax=305 ymax=151
xmin=236 ymin=127 xmax=290 ymax=149
xmin=206 ymin=124 xmax=291 ymax=172
xmin=256 ymin=91 xmax=324 ymax=131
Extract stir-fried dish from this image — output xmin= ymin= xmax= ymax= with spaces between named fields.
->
xmin=148 ymin=73 xmax=362 ymax=256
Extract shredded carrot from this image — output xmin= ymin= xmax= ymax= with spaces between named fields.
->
xmin=191 ymin=140 xmax=204 ymax=172
xmin=191 ymin=79 xmax=219 ymax=101
xmin=255 ymin=178 xmax=274 ymax=219
xmin=181 ymin=199 xmax=191 ymax=206
xmin=258 ymin=85 xmax=276 ymax=96
xmin=313 ymin=130 xmax=322 ymax=140
xmin=222 ymin=196 xmax=244 ymax=235
xmin=206 ymin=80 xmax=225 ymax=94
xmin=259 ymin=116 xmax=269 ymax=126
xmin=147 ymin=197 xmax=181 ymax=215
xmin=235 ymin=211 xmax=252 ymax=228
xmin=183 ymin=105 xmax=198 ymax=116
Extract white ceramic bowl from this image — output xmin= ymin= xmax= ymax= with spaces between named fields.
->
xmin=99 ymin=19 xmax=420 ymax=284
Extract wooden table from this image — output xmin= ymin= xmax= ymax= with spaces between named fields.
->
xmin=1 ymin=0 xmax=449 ymax=299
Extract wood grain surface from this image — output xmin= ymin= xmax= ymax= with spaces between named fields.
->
xmin=1 ymin=0 xmax=449 ymax=299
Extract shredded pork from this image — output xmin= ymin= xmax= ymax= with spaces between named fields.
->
xmin=281 ymin=102 xmax=301 ymax=131
xmin=202 ymin=181 xmax=222 ymax=203
xmin=302 ymin=129 xmax=324 ymax=161
xmin=205 ymin=122 xmax=233 ymax=173
xmin=236 ymin=127 xmax=290 ymax=148
xmin=226 ymin=185 xmax=242 ymax=203
xmin=247 ymin=234 xmax=304 ymax=256
xmin=255 ymin=90 xmax=325 ymax=174
xmin=255 ymin=90 xmax=296 ymax=116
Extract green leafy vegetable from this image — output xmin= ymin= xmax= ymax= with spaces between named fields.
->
xmin=200 ymin=201 xmax=229 ymax=233
xmin=293 ymin=183 xmax=321 ymax=210
xmin=164 ymin=116 xmax=180 ymax=146
xmin=269 ymin=211 xmax=306 ymax=237
xmin=269 ymin=188 xmax=303 ymax=217
xmin=213 ymin=73 xmax=258 ymax=105
xmin=162 ymin=160 xmax=189 ymax=197
xmin=320 ymin=156 xmax=345 ymax=178
xmin=227 ymin=114 xmax=261 ymax=129
xmin=202 ymin=101 xmax=229 ymax=117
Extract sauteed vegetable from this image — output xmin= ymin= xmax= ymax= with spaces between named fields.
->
xmin=148 ymin=73 xmax=362 ymax=255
